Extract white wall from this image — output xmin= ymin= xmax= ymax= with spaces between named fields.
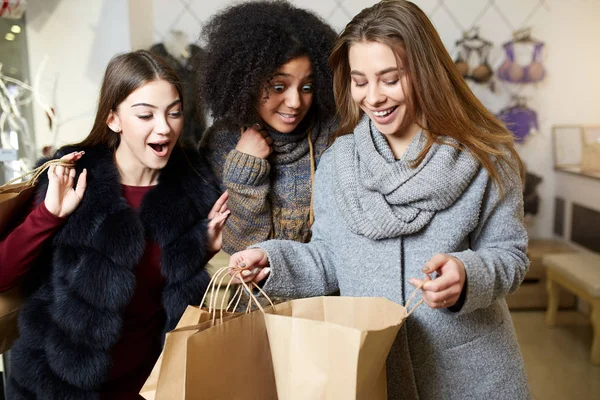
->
xmin=23 ymin=0 xmax=599 ymax=239
xmin=25 ymin=0 xmax=131 ymax=149
xmin=540 ymin=0 xmax=600 ymax=242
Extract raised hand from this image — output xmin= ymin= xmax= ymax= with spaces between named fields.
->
xmin=44 ymin=151 xmax=87 ymax=218
xmin=206 ymin=191 xmax=231 ymax=253
xmin=235 ymin=123 xmax=273 ymax=159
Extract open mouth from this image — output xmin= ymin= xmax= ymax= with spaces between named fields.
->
xmin=277 ymin=112 xmax=300 ymax=124
xmin=372 ymin=106 xmax=397 ymax=117
xmin=148 ymin=141 xmax=170 ymax=157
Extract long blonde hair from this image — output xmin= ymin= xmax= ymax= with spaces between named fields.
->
xmin=329 ymin=0 xmax=524 ymax=192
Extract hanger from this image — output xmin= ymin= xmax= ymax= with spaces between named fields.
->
xmin=500 ymin=95 xmax=529 ymax=114
xmin=164 ymin=30 xmax=191 ymax=61
xmin=456 ymin=26 xmax=492 ymax=50
xmin=504 ymin=27 xmax=543 ymax=46
xmin=510 ymin=95 xmax=529 ymax=109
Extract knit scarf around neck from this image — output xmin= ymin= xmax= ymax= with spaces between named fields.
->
xmin=266 ymin=116 xmax=314 ymax=165
xmin=332 ymin=115 xmax=480 ymax=240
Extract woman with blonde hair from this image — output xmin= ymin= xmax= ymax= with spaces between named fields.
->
xmin=229 ymin=1 xmax=530 ymax=398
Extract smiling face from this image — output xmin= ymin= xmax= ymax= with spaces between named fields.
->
xmin=256 ymin=55 xmax=314 ymax=133
xmin=348 ymin=41 xmax=412 ymax=138
xmin=108 ymin=79 xmax=182 ymax=172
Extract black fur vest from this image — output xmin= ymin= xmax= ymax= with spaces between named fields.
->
xmin=8 ymin=145 xmax=221 ymax=399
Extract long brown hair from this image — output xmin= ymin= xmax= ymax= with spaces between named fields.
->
xmin=75 ymin=50 xmax=183 ymax=149
xmin=329 ymin=0 xmax=524 ymax=192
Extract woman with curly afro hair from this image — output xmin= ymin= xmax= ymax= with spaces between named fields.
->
xmin=198 ymin=0 xmax=338 ymax=254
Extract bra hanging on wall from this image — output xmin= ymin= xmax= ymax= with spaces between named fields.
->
xmin=455 ymin=43 xmax=494 ymax=84
xmin=497 ymin=28 xmax=546 ymax=84
xmin=453 ymin=27 xmax=495 ymax=90
xmin=497 ymin=96 xmax=539 ymax=144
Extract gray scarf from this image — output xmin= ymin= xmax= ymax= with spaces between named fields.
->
xmin=266 ymin=117 xmax=315 ymax=165
xmin=333 ymin=115 xmax=480 ymax=240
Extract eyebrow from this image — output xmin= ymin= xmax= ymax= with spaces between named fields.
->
xmin=131 ymin=99 xmax=181 ymax=108
xmin=350 ymin=67 xmax=398 ymax=77
xmin=271 ymin=73 xmax=314 ymax=79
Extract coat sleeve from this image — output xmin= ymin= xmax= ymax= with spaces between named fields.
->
xmin=450 ymin=167 xmax=529 ymax=315
xmin=201 ymin=124 xmax=273 ymax=254
xmin=0 ymin=201 xmax=64 ymax=291
xmin=250 ymin=151 xmax=338 ymax=298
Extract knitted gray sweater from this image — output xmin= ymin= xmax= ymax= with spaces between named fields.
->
xmin=255 ymin=116 xmax=531 ymax=399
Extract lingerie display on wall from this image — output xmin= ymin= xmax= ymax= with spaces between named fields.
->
xmin=150 ymin=30 xmax=207 ymax=144
xmin=497 ymin=28 xmax=546 ymax=84
xmin=497 ymin=96 xmax=539 ymax=144
xmin=454 ymin=27 xmax=495 ymax=91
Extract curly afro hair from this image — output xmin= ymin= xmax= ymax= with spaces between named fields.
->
xmin=197 ymin=0 xmax=338 ymax=127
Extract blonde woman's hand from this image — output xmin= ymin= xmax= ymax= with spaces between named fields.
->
xmin=408 ymin=254 xmax=466 ymax=309
xmin=235 ymin=124 xmax=273 ymax=159
xmin=44 ymin=151 xmax=87 ymax=218
xmin=207 ymin=191 xmax=230 ymax=253
xmin=228 ymin=248 xmax=271 ymax=284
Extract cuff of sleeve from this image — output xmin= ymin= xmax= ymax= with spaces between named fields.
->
xmin=224 ymin=150 xmax=270 ymax=186
xmin=249 ymin=241 xmax=291 ymax=298
xmin=448 ymin=250 xmax=493 ymax=315
xmin=35 ymin=202 xmax=67 ymax=225
xmin=448 ymin=274 xmax=468 ymax=313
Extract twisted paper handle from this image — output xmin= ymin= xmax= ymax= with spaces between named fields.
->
xmin=199 ymin=266 xmax=275 ymax=325
xmin=405 ymin=281 xmax=425 ymax=318
xmin=2 ymin=159 xmax=75 ymax=188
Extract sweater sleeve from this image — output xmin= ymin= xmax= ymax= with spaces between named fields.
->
xmin=201 ymin=124 xmax=274 ymax=254
xmin=251 ymin=151 xmax=338 ymax=298
xmin=449 ymin=168 xmax=529 ymax=315
xmin=0 ymin=200 xmax=65 ymax=291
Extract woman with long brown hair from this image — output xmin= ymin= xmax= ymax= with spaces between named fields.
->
xmin=0 ymin=50 xmax=228 ymax=399
xmin=228 ymin=1 xmax=530 ymax=398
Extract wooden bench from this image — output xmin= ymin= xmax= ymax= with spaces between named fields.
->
xmin=507 ymin=239 xmax=576 ymax=309
xmin=544 ymin=252 xmax=600 ymax=364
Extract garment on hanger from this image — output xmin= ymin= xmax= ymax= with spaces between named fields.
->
xmin=454 ymin=43 xmax=494 ymax=84
xmin=497 ymin=102 xmax=539 ymax=143
xmin=150 ymin=31 xmax=207 ymax=144
xmin=497 ymin=42 xmax=546 ymax=84
xmin=523 ymin=171 xmax=542 ymax=216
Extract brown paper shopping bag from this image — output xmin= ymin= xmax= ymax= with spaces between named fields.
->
xmin=142 ymin=267 xmax=273 ymax=399
xmin=184 ymin=307 xmax=277 ymax=400
xmin=140 ymin=305 xmax=213 ymax=400
xmin=152 ymin=307 xmax=244 ymax=399
xmin=0 ymin=159 xmax=73 ymax=354
xmin=263 ymin=295 xmax=421 ymax=400
xmin=182 ymin=271 xmax=277 ymax=399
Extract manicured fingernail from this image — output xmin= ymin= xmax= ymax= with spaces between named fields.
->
xmin=421 ymin=266 xmax=431 ymax=273
xmin=238 ymin=262 xmax=246 ymax=268
xmin=241 ymin=270 xmax=253 ymax=277
xmin=263 ymin=268 xmax=271 ymax=275
xmin=253 ymin=268 xmax=260 ymax=275
xmin=408 ymin=279 xmax=415 ymax=286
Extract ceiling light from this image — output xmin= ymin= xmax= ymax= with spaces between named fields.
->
xmin=10 ymin=25 xmax=21 ymax=34
xmin=5 ymin=33 xmax=15 ymax=41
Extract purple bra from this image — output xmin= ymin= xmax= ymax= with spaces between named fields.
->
xmin=497 ymin=42 xmax=546 ymax=84
xmin=497 ymin=105 xmax=539 ymax=143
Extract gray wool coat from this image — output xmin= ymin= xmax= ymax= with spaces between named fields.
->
xmin=254 ymin=134 xmax=531 ymax=399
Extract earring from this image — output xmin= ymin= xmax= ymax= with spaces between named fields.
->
xmin=111 ymin=126 xmax=121 ymax=133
